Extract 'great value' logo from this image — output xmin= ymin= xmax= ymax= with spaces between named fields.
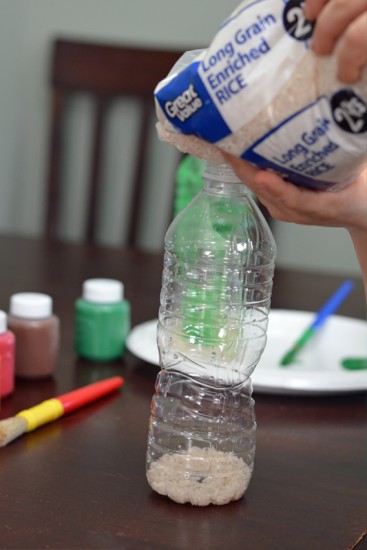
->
xmin=164 ymin=84 xmax=203 ymax=122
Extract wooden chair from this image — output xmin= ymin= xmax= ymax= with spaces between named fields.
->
xmin=44 ymin=38 xmax=183 ymax=246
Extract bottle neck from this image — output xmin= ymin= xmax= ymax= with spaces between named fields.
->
xmin=203 ymin=162 xmax=245 ymax=196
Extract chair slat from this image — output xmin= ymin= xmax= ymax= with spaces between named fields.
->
xmin=45 ymin=38 xmax=183 ymax=247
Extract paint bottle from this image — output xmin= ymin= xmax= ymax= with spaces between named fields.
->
xmin=8 ymin=293 xmax=60 ymax=378
xmin=0 ymin=310 xmax=16 ymax=398
xmin=75 ymin=279 xmax=130 ymax=362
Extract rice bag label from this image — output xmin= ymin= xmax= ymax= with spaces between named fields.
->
xmin=155 ymin=0 xmax=367 ymax=190
xmin=242 ymin=92 xmax=367 ymax=189
xmin=156 ymin=0 xmax=309 ymax=139
xmin=158 ymin=61 xmax=231 ymax=142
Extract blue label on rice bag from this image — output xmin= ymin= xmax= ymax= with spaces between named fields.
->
xmin=155 ymin=61 xmax=231 ymax=143
xmin=241 ymin=94 xmax=367 ymax=189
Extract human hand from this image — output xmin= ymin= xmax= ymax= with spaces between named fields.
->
xmin=223 ymin=154 xmax=367 ymax=232
xmin=303 ymin=0 xmax=367 ymax=83
xmin=223 ymin=154 xmax=367 ymax=292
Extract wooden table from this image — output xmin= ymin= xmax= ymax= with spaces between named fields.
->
xmin=0 ymin=234 xmax=366 ymax=550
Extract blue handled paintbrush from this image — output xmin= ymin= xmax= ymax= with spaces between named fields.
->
xmin=280 ymin=280 xmax=355 ymax=366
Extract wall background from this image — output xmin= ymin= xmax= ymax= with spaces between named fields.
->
xmin=0 ymin=0 xmax=361 ymax=278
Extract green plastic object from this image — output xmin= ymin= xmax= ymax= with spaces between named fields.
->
xmin=175 ymin=195 xmax=247 ymax=345
xmin=75 ymin=279 xmax=130 ymax=361
xmin=341 ymin=358 xmax=367 ymax=370
xmin=174 ymin=155 xmax=205 ymax=218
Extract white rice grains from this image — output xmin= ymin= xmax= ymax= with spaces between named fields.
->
xmin=147 ymin=446 xmax=252 ymax=506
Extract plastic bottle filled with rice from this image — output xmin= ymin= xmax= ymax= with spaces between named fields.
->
xmin=146 ymin=162 xmax=276 ymax=505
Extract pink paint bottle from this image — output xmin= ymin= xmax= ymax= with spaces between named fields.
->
xmin=0 ymin=310 xmax=16 ymax=398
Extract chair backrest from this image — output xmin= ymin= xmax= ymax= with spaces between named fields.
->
xmin=45 ymin=38 xmax=183 ymax=246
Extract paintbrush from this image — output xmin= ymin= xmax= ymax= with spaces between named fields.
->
xmin=280 ymin=280 xmax=355 ymax=366
xmin=0 ymin=376 xmax=124 ymax=447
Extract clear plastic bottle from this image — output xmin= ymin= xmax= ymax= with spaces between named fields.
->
xmin=146 ymin=162 xmax=276 ymax=506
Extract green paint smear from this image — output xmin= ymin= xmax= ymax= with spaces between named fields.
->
xmin=341 ymin=358 xmax=367 ymax=371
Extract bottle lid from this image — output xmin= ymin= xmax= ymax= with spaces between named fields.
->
xmin=10 ymin=293 xmax=53 ymax=319
xmin=82 ymin=279 xmax=124 ymax=303
xmin=0 ymin=310 xmax=7 ymax=333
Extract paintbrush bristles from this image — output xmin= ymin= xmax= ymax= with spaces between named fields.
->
xmin=0 ymin=416 xmax=28 ymax=447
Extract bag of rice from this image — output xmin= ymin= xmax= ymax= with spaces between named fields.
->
xmin=155 ymin=0 xmax=367 ymax=191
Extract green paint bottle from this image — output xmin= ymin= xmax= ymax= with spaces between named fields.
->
xmin=75 ymin=279 xmax=130 ymax=362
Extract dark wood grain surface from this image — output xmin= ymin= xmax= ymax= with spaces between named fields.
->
xmin=0 ymin=234 xmax=366 ymax=550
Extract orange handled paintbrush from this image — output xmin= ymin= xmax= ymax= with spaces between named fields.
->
xmin=0 ymin=376 xmax=124 ymax=447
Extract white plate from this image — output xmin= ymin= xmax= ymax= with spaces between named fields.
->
xmin=127 ymin=319 xmax=160 ymax=366
xmin=126 ymin=311 xmax=367 ymax=395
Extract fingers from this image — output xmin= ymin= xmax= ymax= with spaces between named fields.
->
xmin=305 ymin=0 xmax=367 ymax=83
xmin=310 ymin=0 xmax=367 ymax=56
xmin=222 ymin=153 xmax=259 ymax=187
xmin=336 ymin=11 xmax=367 ymax=82
xmin=223 ymin=154 xmax=295 ymax=219
xmin=224 ymin=154 xmax=325 ymax=224
xmin=224 ymin=156 xmax=365 ymax=229
xmin=303 ymin=0 xmax=329 ymax=21
xmin=253 ymin=171 xmax=312 ymax=224
xmin=253 ymin=171 xmax=341 ymax=226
